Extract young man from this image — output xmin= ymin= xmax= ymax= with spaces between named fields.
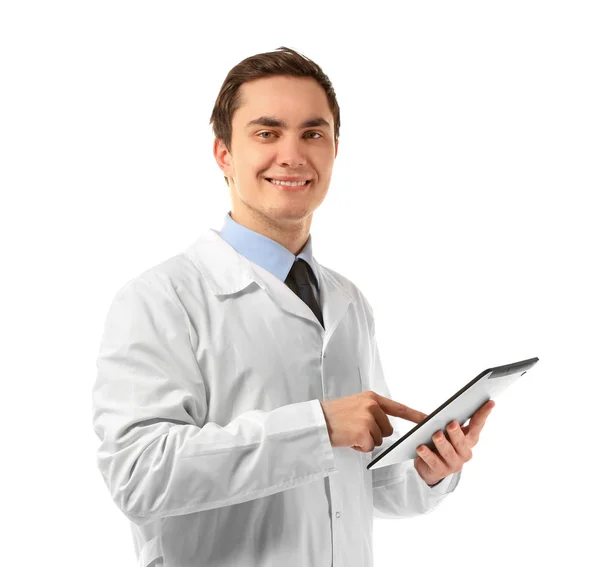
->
xmin=92 ymin=46 xmax=494 ymax=567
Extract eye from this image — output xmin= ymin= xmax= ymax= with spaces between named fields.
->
xmin=256 ymin=131 xmax=323 ymax=140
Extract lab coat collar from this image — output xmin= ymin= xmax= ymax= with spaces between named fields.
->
xmin=185 ymin=228 xmax=257 ymax=296
xmin=184 ymin=228 xmax=354 ymax=336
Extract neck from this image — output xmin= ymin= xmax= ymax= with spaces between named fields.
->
xmin=230 ymin=205 xmax=312 ymax=256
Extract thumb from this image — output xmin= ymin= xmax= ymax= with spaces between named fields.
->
xmin=375 ymin=394 xmax=428 ymax=424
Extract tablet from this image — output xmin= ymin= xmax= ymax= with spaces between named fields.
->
xmin=366 ymin=357 xmax=539 ymax=470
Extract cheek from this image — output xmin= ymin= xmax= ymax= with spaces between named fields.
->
xmin=232 ymin=144 xmax=267 ymax=172
xmin=241 ymin=159 xmax=273 ymax=181
xmin=244 ymin=146 xmax=274 ymax=168
xmin=313 ymin=149 xmax=335 ymax=172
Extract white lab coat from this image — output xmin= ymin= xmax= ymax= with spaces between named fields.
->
xmin=92 ymin=228 xmax=460 ymax=567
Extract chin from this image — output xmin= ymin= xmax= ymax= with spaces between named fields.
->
xmin=265 ymin=204 xmax=313 ymax=222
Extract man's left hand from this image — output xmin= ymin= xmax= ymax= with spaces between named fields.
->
xmin=414 ymin=400 xmax=495 ymax=486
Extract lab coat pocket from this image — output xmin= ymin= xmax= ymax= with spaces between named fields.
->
xmin=138 ymin=535 xmax=162 ymax=567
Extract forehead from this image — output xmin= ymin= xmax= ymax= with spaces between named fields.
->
xmin=233 ymin=75 xmax=332 ymax=127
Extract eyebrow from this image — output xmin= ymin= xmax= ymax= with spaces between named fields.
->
xmin=245 ymin=115 xmax=331 ymax=131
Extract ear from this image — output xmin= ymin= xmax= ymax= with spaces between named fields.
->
xmin=334 ymin=138 xmax=339 ymax=158
xmin=213 ymin=138 xmax=234 ymax=179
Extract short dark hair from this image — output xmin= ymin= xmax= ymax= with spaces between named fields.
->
xmin=209 ymin=46 xmax=341 ymax=186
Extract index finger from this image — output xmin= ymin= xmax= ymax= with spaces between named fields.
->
xmin=375 ymin=393 xmax=428 ymax=424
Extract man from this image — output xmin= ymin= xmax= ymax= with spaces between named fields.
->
xmin=92 ymin=46 xmax=494 ymax=567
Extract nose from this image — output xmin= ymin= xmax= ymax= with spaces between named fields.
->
xmin=276 ymin=136 xmax=307 ymax=169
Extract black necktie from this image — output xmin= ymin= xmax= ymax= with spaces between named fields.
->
xmin=285 ymin=259 xmax=325 ymax=329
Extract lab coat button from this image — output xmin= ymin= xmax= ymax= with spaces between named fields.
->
xmin=336 ymin=511 xmax=341 ymax=518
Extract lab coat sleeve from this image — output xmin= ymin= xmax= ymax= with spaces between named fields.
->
xmin=92 ymin=276 xmax=337 ymax=526
xmin=366 ymin=326 xmax=461 ymax=519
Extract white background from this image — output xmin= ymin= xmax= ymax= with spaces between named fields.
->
xmin=2 ymin=1 xmax=598 ymax=565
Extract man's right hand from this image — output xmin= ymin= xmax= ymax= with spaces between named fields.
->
xmin=320 ymin=391 xmax=428 ymax=453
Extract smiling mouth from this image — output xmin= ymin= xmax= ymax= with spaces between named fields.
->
xmin=265 ymin=178 xmax=312 ymax=187
xmin=265 ymin=179 xmax=312 ymax=193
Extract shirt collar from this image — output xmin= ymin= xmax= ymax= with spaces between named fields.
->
xmin=218 ymin=211 xmax=320 ymax=289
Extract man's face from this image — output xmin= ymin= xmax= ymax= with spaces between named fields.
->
xmin=215 ymin=75 xmax=338 ymax=228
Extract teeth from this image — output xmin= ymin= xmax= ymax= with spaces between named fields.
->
xmin=268 ymin=179 xmax=308 ymax=187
